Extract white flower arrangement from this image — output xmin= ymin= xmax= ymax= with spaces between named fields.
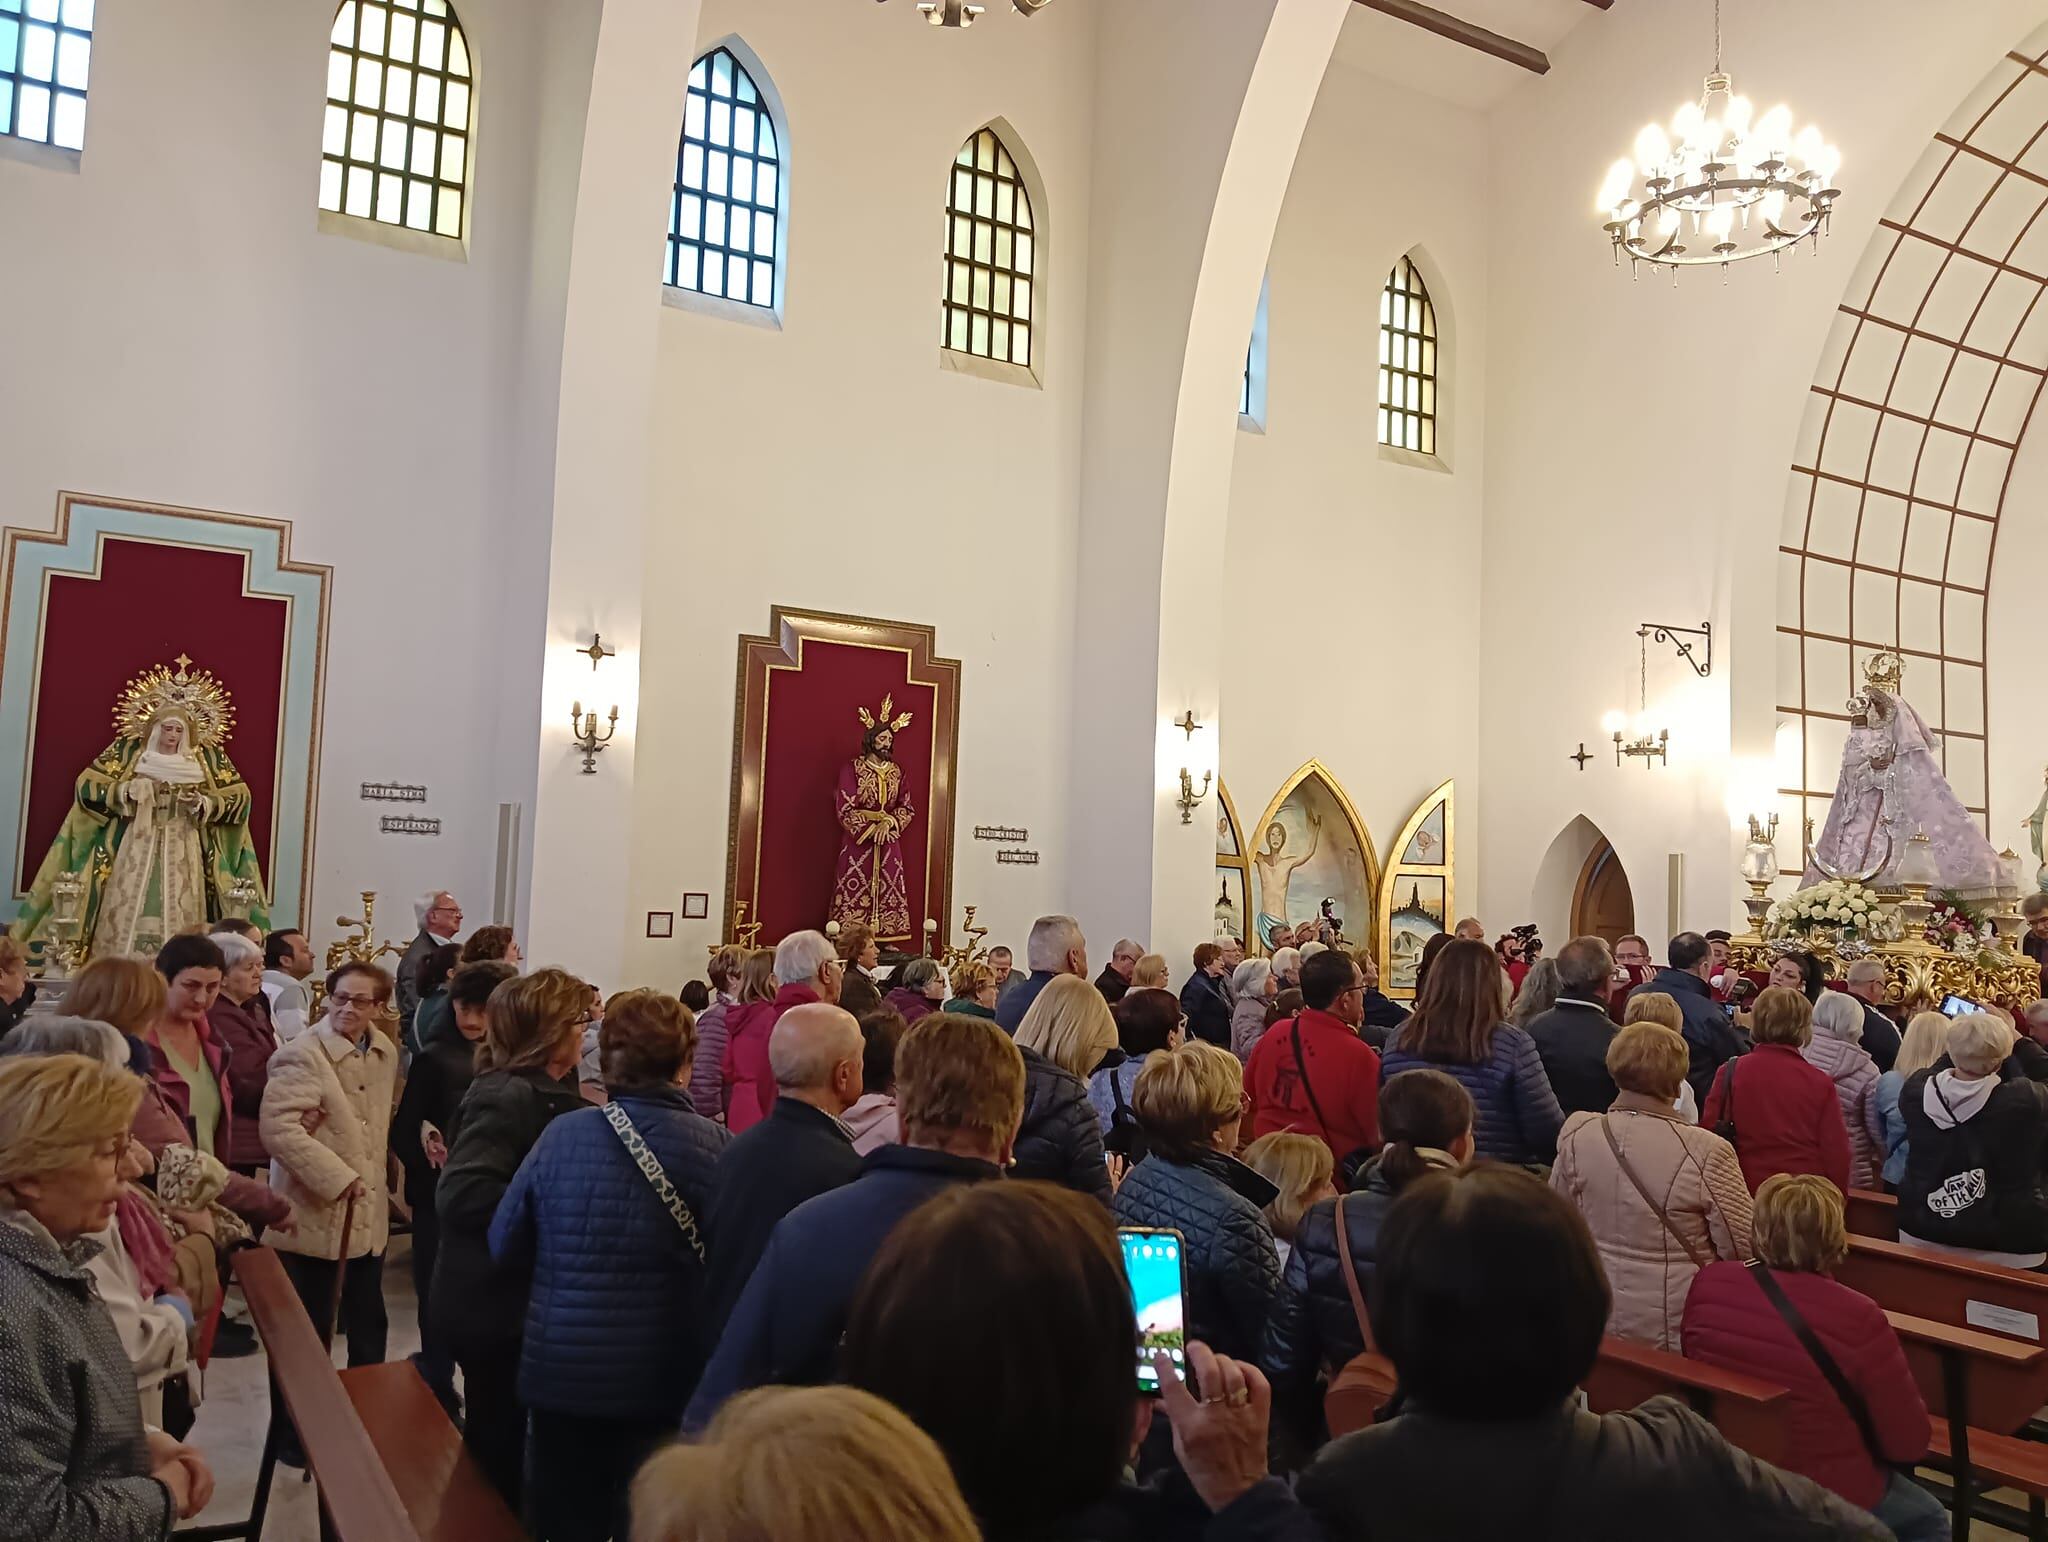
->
xmin=1763 ymin=879 xmax=1888 ymax=943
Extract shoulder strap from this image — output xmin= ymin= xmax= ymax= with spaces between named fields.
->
xmin=1749 ymin=1261 xmax=1889 ymax=1466
xmin=1332 ymin=1191 xmax=1377 ymax=1354
xmin=602 ymin=1101 xmax=706 ymax=1263
xmin=1109 ymin=1066 xmax=1131 ymax=1120
xmin=1292 ymin=1021 xmax=1335 ymax=1136
xmin=1600 ymin=1116 xmax=1712 ymax=1270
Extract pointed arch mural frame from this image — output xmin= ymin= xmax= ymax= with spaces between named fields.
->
xmin=1214 ymin=779 xmax=1253 ymax=945
xmin=1250 ymin=759 xmax=1380 ymax=958
xmin=1376 ymin=779 xmax=1455 ymax=1001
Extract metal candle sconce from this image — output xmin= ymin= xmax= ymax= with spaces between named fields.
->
xmin=571 ymin=701 xmax=618 ymax=773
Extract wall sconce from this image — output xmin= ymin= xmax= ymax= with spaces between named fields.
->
xmin=579 ymin=633 xmax=616 ymax=670
xmin=1176 ymin=767 xmax=1213 ymax=824
xmin=570 ymin=699 xmax=618 ymax=774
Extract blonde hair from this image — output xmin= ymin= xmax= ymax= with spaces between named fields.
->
xmin=0 ymin=1054 xmax=141 ymax=1196
xmin=1130 ymin=954 xmax=1169 ymax=989
xmin=1750 ymin=986 xmax=1813 ymax=1048
xmin=63 ymin=955 xmax=167 ymax=1036
xmin=736 ymin=949 xmax=777 ymax=1007
xmin=1132 ymin=1040 xmax=1243 ymax=1162
xmin=1753 ymin=1173 xmax=1848 ymax=1273
xmin=948 ymin=959 xmax=995 ymax=1001
xmin=1015 ymin=974 xmax=1118 ymax=1081
xmin=478 ymin=968 xmax=586 ymax=1074
xmin=1895 ymin=1011 xmax=1950 ymax=1078
xmin=1242 ymin=1132 xmax=1333 ymax=1242
xmin=1605 ymin=1021 xmax=1688 ymax=1100
xmin=1948 ymin=1012 xmax=2015 ymax=1076
xmin=1622 ymin=992 xmax=1684 ymax=1034
xmin=633 ymin=1384 xmax=979 ymax=1542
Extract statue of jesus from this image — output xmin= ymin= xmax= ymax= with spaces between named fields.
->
xmin=829 ymin=696 xmax=916 ymax=943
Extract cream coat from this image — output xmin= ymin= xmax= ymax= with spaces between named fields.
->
xmin=1550 ymin=1095 xmax=1754 ymax=1351
xmin=258 ymin=1025 xmax=398 ymax=1260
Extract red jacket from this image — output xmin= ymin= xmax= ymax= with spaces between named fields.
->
xmin=721 ymin=982 xmax=819 ymax=1133
xmin=1682 ymin=1260 xmax=1929 ymax=1509
xmin=1244 ymin=1007 xmax=1380 ymax=1167
xmin=1701 ymin=1043 xmax=1851 ymax=1194
xmin=144 ymin=1020 xmax=237 ymax=1168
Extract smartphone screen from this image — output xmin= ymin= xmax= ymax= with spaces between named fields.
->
xmin=1722 ymin=1001 xmax=1739 ymax=1021
xmin=1941 ymin=993 xmax=1981 ymax=1018
xmin=1119 ymin=1226 xmax=1186 ymax=1396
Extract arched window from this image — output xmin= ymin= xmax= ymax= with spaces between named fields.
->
xmin=1378 ymin=255 xmax=1437 ymax=455
xmin=943 ymin=127 xmax=1035 ymax=368
xmin=667 ymin=46 xmax=781 ymax=308
xmin=2 ymin=0 xmax=93 ymax=151
xmin=319 ymin=0 xmax=474 ymax=239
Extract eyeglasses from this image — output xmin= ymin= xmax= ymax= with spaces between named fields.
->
xmin=328 ymin=992 xmax=383 ymax=1009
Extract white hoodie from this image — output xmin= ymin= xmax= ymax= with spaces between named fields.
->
xmin=1922 ymin=1067 xmax=1998 ymax=1128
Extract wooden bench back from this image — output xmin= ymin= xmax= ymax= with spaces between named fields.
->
xmin=1845 ymin=1188 xmax=1899 ymax=1241
xmin=338 ymin=1364 xmax=525 ymax=1542
xmin=1580 ymin=1334 xmax=1790 ymax=1464
xmin=1884 ymin=1307 xmax=2048 ymax=1435
xmin=1838 ymin=1234 xmax=2048 ymax=1346
xmin=236 ymin=1247 xmax=424 ymax=1542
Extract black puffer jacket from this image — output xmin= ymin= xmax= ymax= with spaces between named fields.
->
xmin=431 ymin=1066 xmax=584 ymax=1352
xmin=1013 ymin=1045 xmax=1112 ymax=1204
xmin=1112 ymin=1147 xmax=1281 ymax=1364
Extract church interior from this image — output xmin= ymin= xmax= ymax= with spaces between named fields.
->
xmin=6 ymin=0 xmax=2048 ymax=1538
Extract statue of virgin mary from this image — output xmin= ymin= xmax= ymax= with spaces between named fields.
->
xmin=14 ymin=656 xmax=269 ymax=962
xmin=1804 ymin=652 xmax=2006 ymax=900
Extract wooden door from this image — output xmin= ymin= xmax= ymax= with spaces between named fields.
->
xmin=1571 ymin=839 xmax=1635 ymax=943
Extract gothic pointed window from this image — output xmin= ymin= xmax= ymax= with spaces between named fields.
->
xmin=942 ymin=127 xmax=1035 ymax=368
xmin=667 ymin=45 xmax=783 ymax=308
xmin=1378 ymin=256 xmax=1437 ymax=455
xmin=2 ymin=0 xmax=93 ymax=151
xmin=319 ymin=0 xmax=474 ymax=240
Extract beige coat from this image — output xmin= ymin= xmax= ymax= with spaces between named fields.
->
xmin=1550 ymin=1094 xmax=1754 ymax=1351
xmin=258 ymin=1025 xmax=397 ymax=1260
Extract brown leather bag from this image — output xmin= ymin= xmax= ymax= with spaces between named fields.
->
xmin=1323 ymin=1191 xmax=1400 ymax=1436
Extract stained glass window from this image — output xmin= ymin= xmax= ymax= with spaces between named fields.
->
xmin=942 ymin=127 xmax=1035 ymax=368
xmin=319 ymin=0 xmax=473 ymax=240
xmin=666 ymin=47 xmax=781 ymax=307
xmin=1 ymin=0 xmax=93 ymax=152
xmin=1378 ymin=256 xmax=1437 ymax=455
xmin=1240 ymin=344 xmax=1253 ymax=417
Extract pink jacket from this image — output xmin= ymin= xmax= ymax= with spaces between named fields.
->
xmin=842 ymin=1092 xmax=900 ymax=1155
xmin=1549 ymin=1095 xmax=1753 ymax=1350
xmin=1803 ymin=1032 xmax=1884 ymax=1189
xmin=721 ymin=983 xmax=819 ymax=1133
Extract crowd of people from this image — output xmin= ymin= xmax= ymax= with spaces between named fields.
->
xmin=9 ymin=887 xmax=2048 ymax=1540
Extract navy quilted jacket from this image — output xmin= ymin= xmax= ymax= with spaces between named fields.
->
xmin=489 ymin=1086 xmax=729 ymax=1418
xmin=1382 ymin=1024 xmax=1565 ymax=1166
xmin=1014 ymin=1045 xmax=1113 ymax=1204
xmin=1112 ymin=1147 xmax=1281 ymax=1363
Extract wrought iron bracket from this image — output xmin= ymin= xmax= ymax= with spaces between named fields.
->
xmin=1638 ymin=621 xmax=1712 ymax=678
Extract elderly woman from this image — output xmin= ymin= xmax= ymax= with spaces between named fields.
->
xmin=1270 ymin=945 xmax=1304 ymax=993
xmin=1876 ymin=1011 xmax=1949 ymax=1189
xmin=1112 ymin=1040 xmax=1281 ymax=1363
xmin=1230 ymin=957 xmax=1277 ymax=1059
xmin=835 ymin=922 xmax=881 ymax=976
xmin=1549 ymin=1024 xmax=1752 ymax=1350
xmin=1805 ymin=991 xmax=1885 ymax=1189
xmin=691 ymin=946 xmax=766 ymax=1123
xmin=1180 ymin=942 xmax=1232 ymax=1049
xmin=205 ymin=931 xmax=278 ymax=1173
xmin=843 ymin=1010 xmax=905 ymax=1155
xmin=433 ymin=967 xmax=589 ymax=1506
xmin=1685 ymin=1175 xmax=1943 ymax=1541
xmin=259 ymin=961 xmax=400 ymax=1370
xmin=1703 ymin=986 xmax=1851 ymax=1194
xmin=1899 ymin=1012 xmax=2048 ymax=1267
xmin=941 ymin=960 xmax=1000 ymax=1019
xmin=0 ymin=1053 xmax=215 ymax=1534
xmin=1013 ymin=975 xmax=1115 ymax=1202
xmin=491 ymin=990 xmax=730 ymax=1542
xmin=1087 ymin=987 xmax=1182 ymax=1152
xmin=1620 ymin=994 xmax=1699 ymax=1122
xmin=884 ymin=958 xmax=945 ymax=1025
xmin=1507 ymin=957 xmax=1562 ymax=1029
xmin=1131 ymin=953 xmax=1171 ymax=991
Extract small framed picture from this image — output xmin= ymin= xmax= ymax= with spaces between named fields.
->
xmin=646 ymin=911 xmax=675 ymax=939
xmin=681 ymin=892 xmax=710 ymax=920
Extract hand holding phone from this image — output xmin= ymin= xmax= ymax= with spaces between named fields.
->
xmin=1940 ymin=993 xmax=1984 ymax=1018
xmin=1153 ymin=1340 xmax=1272 ymax=1515
xmin=1119 ymin=1227 xmax=1186 ymax=1396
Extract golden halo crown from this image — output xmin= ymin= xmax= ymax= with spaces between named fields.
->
xmin=1862 ymin=651 xmax=1904 ymax=696
xmin=115 ymin=655 xmax=234 ymax=750
xmin=856 ymin=693 xmax=913 ymax=735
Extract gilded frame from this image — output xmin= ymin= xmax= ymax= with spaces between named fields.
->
xmin=1213 ymin=779 xmax=1253 ymax=945
xmin=1250 ymin=759 xmax=1381 ymax=958
xmin=1376 ymin=779 xmax=1456 ymax=1001
xmin=726 ymin=606 xmax=962 ymax=952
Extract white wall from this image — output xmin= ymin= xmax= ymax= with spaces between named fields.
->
xmin=0 ymin=0 xmax=565 ymax=942
xmin=1222 ymin=60 xmax=1488 ymax=925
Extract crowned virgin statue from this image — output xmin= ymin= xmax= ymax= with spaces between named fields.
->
xmin=829 ymin=695 xmax=915 ymax=943
xmin=1804 ymin=652 xmax=2006 ymax=900
xmin=14 ymin=656 xmax=269 ymax=961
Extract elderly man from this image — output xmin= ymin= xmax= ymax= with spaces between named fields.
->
xmin=1632 ymin=932 xmax=1746 ymax=1105
xmin=723 ymin=930 xmax=843 ymax=1132
xmin=1525 ymin=937 xmax=1622 ymax=1119
xmin=685 ymin=1014 xmax=1026 ymax=1427
xmin=996 ymin=914 xmax=1088 ymax=1033
xmin=1095 ymin=938 xmax=1142 ymax=1006
xmin=1453 ymin=917 xmax=1486 ymax=942
xmin=702 ymin=1001 xmax=864 ymax=1340
xmin=398 ymin=890 xmax=464 ymax=1034
xmin=1840 ymin=959 xmax=1902 ymax=1074
xmin=1217 ymin=937 xmax=1246 ymax=1000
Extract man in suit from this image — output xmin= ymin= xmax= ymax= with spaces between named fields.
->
xmin=397 ymin=890 xmax=464 ymax=1037
xmin=1841 ymin=958 xmax=1902 ymax=1074
xmin=1630 ymin=932 xmax=1746 ymax=1105
xmin=1526 ymin=936 xmax=1622 ymax=1119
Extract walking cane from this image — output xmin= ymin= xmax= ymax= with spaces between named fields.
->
xmin=322 ymin=1188 xmax=360 ymax=1351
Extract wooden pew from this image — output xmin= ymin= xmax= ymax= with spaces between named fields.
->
xmin=1839 ymin=1234 xmax=2048 ymax=1346
xmin=178 ymin=1247 xmax=522 ymax=1542
xmin=1845 ymin=1187 xmax=1899 ymax=1241
xmin=1885 ymin=1308 xmax=2048 ymax=1542
xmin=1581 ymin=1334 xmax=1790 ymax=1465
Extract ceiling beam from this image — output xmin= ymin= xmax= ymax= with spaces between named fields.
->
xmin=1351 ymin=0 xmax=1550 ymax=74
